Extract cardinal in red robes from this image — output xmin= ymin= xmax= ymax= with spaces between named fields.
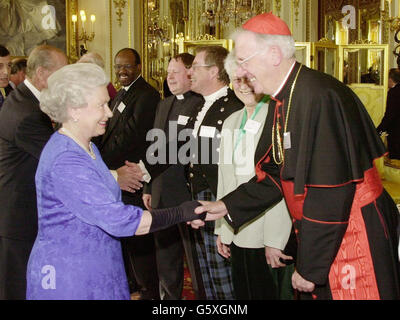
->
xmin=194 ymin=12 xmax=400 ymax=300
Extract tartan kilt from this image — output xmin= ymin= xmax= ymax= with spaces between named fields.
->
xmin=193 ymin=189 xmax=235 ymax=300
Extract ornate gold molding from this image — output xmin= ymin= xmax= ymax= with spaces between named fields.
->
xmin=274 ymin=0 xmax=282 ymax=17
xmin=293 ymin=0 xmax=300 ymax=26
xmin=66 ymin=0 xmax=79 ymax=62
xmin=114 ymin=0 xmax=127 ymax=27
xmin=306 ymin=0 xmax=311 ymax=41
xmin=143 ymin=1 xmax=149 ymax=81
xmin=109 ymin=0 xmax=114 ymax=83
xmin=128 ymin=0 xmax=131 ymax=47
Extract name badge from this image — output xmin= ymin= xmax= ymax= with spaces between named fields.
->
xmin=199 ymin=125 xmax=216 ymax=138
xmin=177 ymin=115 xmax=189 ymax=126
xmin=283 ymin=132 xmax=291 ymax=149
xmin=117 ymin=101 xmax=126 ymax=113
xmin=244 ymin=119 xmax=261 ymax=134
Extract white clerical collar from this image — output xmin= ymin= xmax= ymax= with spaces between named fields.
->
xmin=272 ymin=61 xmax=296 ymax=98
xmin=203 ymin=86 xmax=228 ymax=103
xmin=176 ymin=94 xmax=184 ymax=100
xmin=24 ymin=79 xmax=41 ymax=101
xmin=123 ymin=74 xmax=141 ymax=91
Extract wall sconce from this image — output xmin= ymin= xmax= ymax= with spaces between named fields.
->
xmin=72 ymin=10 xmax=95 ymax=55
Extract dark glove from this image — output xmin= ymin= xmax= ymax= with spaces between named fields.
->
xmin=149 ymin=201 xmax=206 ymax=233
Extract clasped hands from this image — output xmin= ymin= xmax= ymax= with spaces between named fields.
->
xmin=116 ymin=160 xmax=144 ymax=193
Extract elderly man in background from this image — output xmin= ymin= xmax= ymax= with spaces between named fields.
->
xmin=77 ymin=52 xmax=117 ymax=100
xmin=195 ymin=13 xmax=400 ymax=300
xmin=0 ymin=45 xmax=12 ymax=109
xmin=0 ymin=44 xmax=68 ymax=299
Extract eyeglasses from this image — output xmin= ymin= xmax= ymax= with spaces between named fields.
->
xmin=191 ymin=64 xmax=215 ymax=71
xmin=114 ymin=64 xmax=136 ymax=70
xmin=237 ymin=51 xmax=261 ymax=67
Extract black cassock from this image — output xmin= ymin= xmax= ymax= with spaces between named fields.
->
xmin=222 ymin=62 xmax=400 ymax=300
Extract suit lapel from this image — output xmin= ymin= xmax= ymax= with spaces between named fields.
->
xmin=102 ymin=89 xmax=126 ymax=144
xmin=19 ymin=82 xmax=39 ymax=105
xmin=156 ymin=96 xmax=175 ymax=130
xmin=102 ymin=77 xmax=147 ymax=145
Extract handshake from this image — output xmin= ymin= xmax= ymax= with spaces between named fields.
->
xmin=115 ymin=160 xmax=149 ymax=193
xmin=115 ymin=160 xmax=229 ymax=229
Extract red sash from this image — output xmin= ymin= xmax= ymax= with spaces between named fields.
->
xmin=281 ymin=167 xmax=382 ymax=300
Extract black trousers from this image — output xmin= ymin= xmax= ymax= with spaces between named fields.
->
xmin=154 ymin=224 xmax=184 ymax=300
xmin=230 ymin=243 xmax=294 ymax=300
xmin=153 ymin=198 xmax=206 ymax=300
xmin=121 ymin=193 xmax=160 ymax=299
xmin=0 ymin=236 xmax=34 ymax=300
xmin=121 ymin=233 xmax=160 ymax=299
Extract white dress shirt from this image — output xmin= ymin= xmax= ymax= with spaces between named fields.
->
xmin=192 ymin=86 xmax=228 ymax=137
xmin=24 ymin=79 xmax=41 ymax=101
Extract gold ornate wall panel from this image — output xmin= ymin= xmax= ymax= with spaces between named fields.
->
xmin=340 ymin=44 xmax=389 ymax=127
xmin=66 ymin=0 xmax=79 ymax=61
xmin=349 ymin=84 xmax=385 ymax=126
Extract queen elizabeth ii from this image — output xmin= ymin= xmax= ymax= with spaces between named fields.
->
xmin=26 ymin=63 xmax=203 ymax=300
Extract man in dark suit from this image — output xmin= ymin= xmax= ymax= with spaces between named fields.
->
xmin=0 ymin=45 xmax=13 ymax=109
xmin=142 ymin=53 xmax=205 ymax=299
xmin=97 ymin=48 xmax=161 ymax=300
xmin=0 ymin=45 xmax=68 ymax=299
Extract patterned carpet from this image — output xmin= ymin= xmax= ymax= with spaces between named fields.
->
xmin=182 ymin=259 xmax=196 ymax=300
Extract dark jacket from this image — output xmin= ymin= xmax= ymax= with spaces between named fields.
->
xmin=144 ymin=91 xmax=203 ymax=208
xmin=0 ymin=82 xmax=53 ymax=240
xmin=143 ymin=87 xmax=243 ymax=197
xmin=97 ymin=76 xmax=160 ymax=206
xmin=377 ymin=83 xmax=400 ymax=159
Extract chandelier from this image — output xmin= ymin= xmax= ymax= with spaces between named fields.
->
xmin=200 ymin=0 xmax=269 ymax=38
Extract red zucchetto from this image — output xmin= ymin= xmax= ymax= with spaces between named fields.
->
xmin=242 ymin=12 xmax=292 ymax=36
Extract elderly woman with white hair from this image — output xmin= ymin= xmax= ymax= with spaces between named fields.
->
xmin=213 ymin=50 xmax=294 ymax=299
xmin=26 ymin=63 xmax=204 ymax=300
